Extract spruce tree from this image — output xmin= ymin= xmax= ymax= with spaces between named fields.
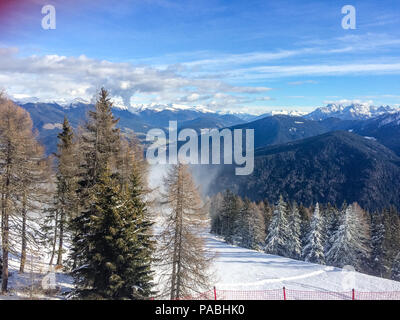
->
xmin=45 ymin=116 xmax=77 ymax=267
xmin=382 ymin=207 xmax=400 ymax=277
xmin=259 ymin=199 xmax=273 ymax=239
xmin=72 ymin=167 xmax=154 ymax=299
xmin=323 ymin=204 xmax=340 ymax=256
xmin=239 ymin=199 xmax=265 ymax=250
xmin=288 ymin=202 xmax=302 ymax=259
xmin=71 ymin=88 xmax=120 ymax=273
xmin=210 ymin=193 xmax=224 ymax=235
xmin=302 ymin=203 xmax=325 ymax=264
xmin=219 ymin=190 xmax=241 ymax=244
xmin=326 ymin=203 xmax=371 ymax=271
xmin=370 ymin=213 xmax=386 ymax=277
xmin=391 ymin=252 xmax=400 ymax=282
xmin=264 ymin=196 xmax=290 ymax=257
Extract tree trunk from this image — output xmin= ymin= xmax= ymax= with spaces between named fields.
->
xmin=1 ymin=166 xmax=10 ymax=293
xmin=56 ymin=210 xmax=64 ymax=266
xmin=19 ymin=193 xmax=27 ymax=273
xmin=49 ymin=210 xmax=59 ymax=266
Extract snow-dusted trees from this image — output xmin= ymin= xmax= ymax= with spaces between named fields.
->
xmin=219 ymin=190 xmax=241 ymax=244
xmin=264 ymin=196 xmax=290 ymax=256
xmin=326 ymin=203 xmax=371 ymax=270
xmin=287 ymin=202 xmax=302 ymax=259
xmin=302 ymin=203 xmax=325 ymax=264
xmin=382 ymin=207 xmax=400 ymax=278
xmin=323 ymin=204 xmax=340 ymax=256
xmin=158 ymin=164 xmax=212 ymax=299
xmin=370 ymin=213 xmax=386 ymax=277
xmin=238 ymin=199 xmax=265 ymax=250
xmin=208 ymin=191 xmax=399 ymax=279
xmin=391 ymin=252 xmax=400 ymax=281
xmin=210 ymin=192 xmax=224 ymax=235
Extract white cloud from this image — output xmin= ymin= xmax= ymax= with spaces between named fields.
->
xmin=0 ymin=48 xmax=271 ymax=110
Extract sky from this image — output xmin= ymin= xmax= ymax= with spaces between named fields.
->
xmin=0 ymin=0 xmax=399 ymax=114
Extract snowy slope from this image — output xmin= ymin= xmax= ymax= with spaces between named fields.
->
xmin=207 ymin=235 xmax=400 ymax=292
xmin=3 ymin=231 xmax=400 ymax=300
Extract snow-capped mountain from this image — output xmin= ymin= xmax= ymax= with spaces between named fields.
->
xmin=305 ymin=103 xmax=399 ymax=121
xmin=131 ymin=103 xmax=215 ymax=114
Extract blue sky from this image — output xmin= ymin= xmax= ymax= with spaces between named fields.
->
xmin=0 ymin=0 xmax=399 ymax=114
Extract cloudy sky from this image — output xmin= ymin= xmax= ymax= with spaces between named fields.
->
xmin=0 ymin=0 xmax=399 ymax=114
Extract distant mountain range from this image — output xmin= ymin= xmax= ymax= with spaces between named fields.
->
xmin=14 ymin=99 xmax=400 ymax=210
xmin=17 ymin=101 xmax=245 ymax=154
xmin=305 ymin=103 xmax=398 ymax=121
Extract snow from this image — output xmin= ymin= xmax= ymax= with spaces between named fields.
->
xmin=306 ymin=103 xmax=400 ymax=121
xmin=207 ymin=235 xmax=400 ymax=292
xmin=0 ymin=251 xmax=74 ymax=300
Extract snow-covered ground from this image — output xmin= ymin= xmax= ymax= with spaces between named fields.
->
xmin=207 ymin=235 xmax=400 ymax=293
xmin=0 ymin=251 xmax=73 ymax=300
xmin=2 ymin=232 xmax=400 ymax=300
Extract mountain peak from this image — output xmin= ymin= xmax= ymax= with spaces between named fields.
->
xmin=306 ymin=103 xmax=399 ymax=121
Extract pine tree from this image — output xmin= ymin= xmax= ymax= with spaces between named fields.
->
xmin=219 ymin=190 xmax=240 ymax=244
xmin=259 ymin=199 xmax=273 ymax=239
xmin=264 ymin=196 xmax=290 ymax=256
xmin=287 ymin=202 xmax=302 ymax=259
xmin=299 ymin=204 xmax=311 ymax=249
xmin=71 ymin=88 xmax=120 ymax=274
xmin=323 ymin=204 xmax=340 ymax=255
xmin=302 ymin=203 xmax=325 ymax=264
xmin=72 ymin=167 xmax=154 ymax=299
xmin=158 ymin=164 xmax=212 ymax=299
xmin=391 ymin=252 xmax=400 ymax=282
xmin=122 ymin=162 xmax=155 ymax=298
xmin=382 ymin=208 xmax=400 ymax=278
xmin=44 ymin=117 xmax=77 ymax=267
xmin=326 ymin=203 xmax=371 ymax=271
xmin=370 ymin=213 xmax=386 ymax=277
xmin=209 ymin=193 xmax=224 ymax=235
xmin=239 ymin=199 xmax=265 ymax=250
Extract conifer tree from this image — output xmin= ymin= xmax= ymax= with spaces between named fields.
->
xmin=210 ymin=193 xmax=224 ymax=235
xmin=326 ymin=203 xmax=371 ymax=271
xmin=299 ymin=204 xmax=311 ymax=249
xmin=370 ymin=213 xmax=386 ymax=277
xmin=264 ymin=196 xmax=290 ymax=256
xmin=323 ymin=204 xmax=340 ymax=255
xmin=219 ymin=190 xmax=241 ymax=244
xmin=259 ymin=199 xmax=273 ymax=239
xmin=391 ymin=252 xmax=400 ymax=282
xmin=71 ymin=88 xmax=120 ymax=272
xmin=287 ymin=202 xmax=302 ymax=259
xmin=302 ymin=203 xmax=325 ymax=264
xmin=158 ymin=164 xmax=212 ymax=299
xmin=72 ymin=166 xmax=154 ymax=299
xmin=44 ymin=117 xmax=77 ymax=267
xmin=239 ymin=199 xmax=265 ymax=250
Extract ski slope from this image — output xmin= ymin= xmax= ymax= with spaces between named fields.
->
xmin=207 ymin=235 xmax=400 ymax=292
